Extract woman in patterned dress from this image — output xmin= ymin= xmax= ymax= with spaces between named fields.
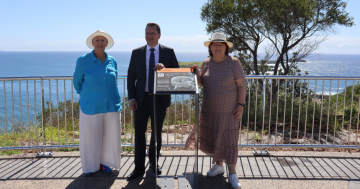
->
xmin=195 ymin=33 xmax=246 ymax=189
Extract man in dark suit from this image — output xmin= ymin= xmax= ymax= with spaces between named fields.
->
xmin=127 ymin=23 xmax=179 ymax=180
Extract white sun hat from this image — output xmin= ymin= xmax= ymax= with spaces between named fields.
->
xmin=86 ymin=30 xmax=114 ymax=50
xmin=204 ymin=33 xmax=233 ymax=48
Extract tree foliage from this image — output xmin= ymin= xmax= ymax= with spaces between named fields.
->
xmin=201 ymin=0 xmax=354 ymax=99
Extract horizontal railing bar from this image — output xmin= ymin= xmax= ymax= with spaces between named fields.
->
xmin=241 ymin=76 xmax=264 ymax=79
xmin=1 ymin=75 xmax=360 ymax=81
xmin=1 ymin=76 xmax=263 ymax=81
xmin=0 ymin=76 xmax=129 ymax=81
xmin=237 ymin=144 xmax=360 ymax=149
xmin=0 ymin=77 xmax=43 ymax=81
xmin=2 ymin=144 xmax=360 ymax=151
xmin=0 ymin=145 xmax=79 ymax=151
xmin=265 ymin=76 xmax=360 ymax=80
xmin=0 ymin=144 xmax=183 ymax=151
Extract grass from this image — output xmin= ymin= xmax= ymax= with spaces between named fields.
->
xmin=58 ymin=148 xmax=79 ymax=152
xmin=178 ymin=61 xmax=202 ymax=68
xmin=0 ymin=124 xmax=79 ymax=150
xmin=0 ymin=126 xmax=137 ymax=155
xmin=0 ymin=150 xmax=22 ymax=156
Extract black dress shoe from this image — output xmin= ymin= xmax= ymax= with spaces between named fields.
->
xmin=149 ymin=164 xmax=162 ymax=174
xmin=127 ymin=169 xmax=145 ymax=180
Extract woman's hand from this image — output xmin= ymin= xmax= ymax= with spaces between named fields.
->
xmin=190 ymin=65 xmax=200 ymax=75
xmin=192 ymin=65 xmax=204 ymax=87
xmin=195 ymin=65 xmax=199 ymax=75
xmin=232 ymin=105 xmax=243 ymax=120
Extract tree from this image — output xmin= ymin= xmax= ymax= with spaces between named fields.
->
xmin=201 ymin=0 xmax=354 ymax=99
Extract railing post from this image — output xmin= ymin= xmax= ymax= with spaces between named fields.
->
xmin=37 ymin=76 xmax=54 ymax=157
xmin=253 ymin=76 xmax=269 ymax=156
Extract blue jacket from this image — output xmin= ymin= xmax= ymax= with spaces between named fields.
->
xmin=73 ymin=51 xmax=121 ymax=115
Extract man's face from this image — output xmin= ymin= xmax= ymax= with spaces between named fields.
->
xmin=145 ymin=25 xmax=161 ymax=47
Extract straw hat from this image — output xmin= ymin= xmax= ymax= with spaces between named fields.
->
xmin=86 ymin=30 xmax=114 ymax=50
xmin=204 ymin=33 xmax=233 ymax=48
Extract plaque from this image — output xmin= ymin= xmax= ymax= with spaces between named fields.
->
xmin=154 ymin=68 xmax=198 ymax=94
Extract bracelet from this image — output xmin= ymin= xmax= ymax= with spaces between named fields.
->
xmin=238 ymin=103 xmax=245 ymax=107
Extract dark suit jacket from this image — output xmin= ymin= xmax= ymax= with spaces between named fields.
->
xmin=127 ymin=44 xmax=179 ymax=109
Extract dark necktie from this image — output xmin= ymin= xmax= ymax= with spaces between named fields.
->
xmin=148 ymin=48 xmax=155 ymax=94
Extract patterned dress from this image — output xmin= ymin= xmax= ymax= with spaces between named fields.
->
xmin=199 ymin=56 xmax=245 ymax=164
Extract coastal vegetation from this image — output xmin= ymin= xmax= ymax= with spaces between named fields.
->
xmin=244 ymin=79 xmax=360 ymax=141
xmin=179 ymin=61 xmax=202 ymax=68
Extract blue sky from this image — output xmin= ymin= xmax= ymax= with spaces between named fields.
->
xmin=0 ymin=0 xmax=359 ymax=54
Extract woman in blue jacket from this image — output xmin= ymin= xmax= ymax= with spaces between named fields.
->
xmin=73 ymin=30 xmax=122 ymax=176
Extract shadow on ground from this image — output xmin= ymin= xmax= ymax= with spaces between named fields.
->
xmin=65 ymin=170 xmax=119 ymax=189
xmin=121 ymin=170 xmax=156 ymax=189
xmin=198 ymin=174 xmax=232 ymax=189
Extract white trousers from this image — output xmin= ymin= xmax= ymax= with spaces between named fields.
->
xmin=79 ymin=109 xmax=121 ymax=173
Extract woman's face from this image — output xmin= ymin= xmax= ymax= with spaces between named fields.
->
xmin=92 ymin=36 xmax=108 ymax=51
xmin=210 ymin=42 xmax=226 ymax=56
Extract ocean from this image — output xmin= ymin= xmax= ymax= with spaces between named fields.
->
xmin=0 ymin=52 xmax=360 ymax=130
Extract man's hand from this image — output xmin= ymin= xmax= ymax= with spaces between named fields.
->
xmin=154 ymin=63 xmax=165 ymax=70
xmin=130 ymin=99 xmax=138 ymax=111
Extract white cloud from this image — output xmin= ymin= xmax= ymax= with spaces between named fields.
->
xmin=5 ymin=35 xmax=358 ymax=54
xmin=315 ymin=36 xmax=360 ymax=54
xmin=324 ymin=36 xmax=360 ymax=47
xmin=256 ymin=36 xmax=360 ymax=55
xmin=112 ymin=35 xmax=209 ymax=52
xmin=0 ymin=40 xmax=85 ymax=51
xmin=0 ymin=35 xmax=211 ymax=52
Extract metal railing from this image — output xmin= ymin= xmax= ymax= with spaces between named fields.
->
xmin=1 ymin=76 xmax=360 ymax=153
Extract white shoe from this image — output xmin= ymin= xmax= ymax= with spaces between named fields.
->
xmin=228 ymin=174 xmax=241 ymax=189
xmin=207 ymin=164 xmax=224 ymax=177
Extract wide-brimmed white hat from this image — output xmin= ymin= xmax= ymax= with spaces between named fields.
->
xmin=204 ymin=33 xmax=233 ymax=48
xmin=86 ymin=30 xmax=114 ymax=50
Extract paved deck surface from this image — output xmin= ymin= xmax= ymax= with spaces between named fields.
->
xmin=1 ymin=150 xmax=360 ymax=188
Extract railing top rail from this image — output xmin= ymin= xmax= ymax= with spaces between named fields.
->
xmin=264 ymin=76 xmax=360 ymax=80
xmin=244 ymin=76 xmax=265 ymax=79
xmin=0 ymin=76 xmax=44 ymax=81
xmin=1 ymin=75 xmax=360 ymax=81
xmin=0 ymin=75 xmax=129 ymax=81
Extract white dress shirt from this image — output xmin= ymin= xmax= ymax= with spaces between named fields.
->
xmin=145 ymin=44 xmax=160 ymax=92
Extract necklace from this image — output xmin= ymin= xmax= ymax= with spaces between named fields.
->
xmin=212 ymin=56 xmax=227 ymax=70
xmin=215 ymin=62 xmax=221 ymax=70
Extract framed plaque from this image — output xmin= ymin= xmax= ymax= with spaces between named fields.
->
xmin=154 ymin=68 xmax=198 ymax=94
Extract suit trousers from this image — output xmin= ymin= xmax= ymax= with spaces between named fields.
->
xmin=79 ymin=109 xmax=122 ymax=173
xmin=134 ymin=93 xmax=167 ymax=171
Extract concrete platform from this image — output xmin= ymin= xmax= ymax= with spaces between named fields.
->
xmin=0 ymin=150 xmax=360 ymax=188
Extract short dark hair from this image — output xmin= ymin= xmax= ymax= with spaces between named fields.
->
xmin=145 ymin=23 xmax=161 ymax=34
xmin=208 ymin=42 xmax=230 ymax=57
